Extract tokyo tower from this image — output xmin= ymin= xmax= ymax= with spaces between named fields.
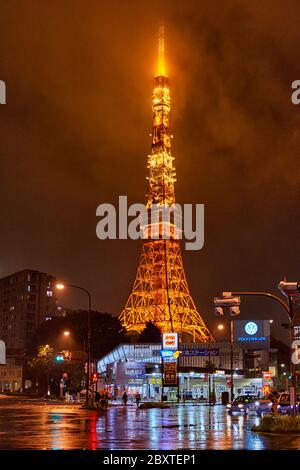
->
xmin=119 ymin=27 xmax=213 ymax=342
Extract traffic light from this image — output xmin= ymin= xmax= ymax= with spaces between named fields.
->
xmin=91 ymin=373 xmax=97 ymax=383
xmin=63 ymin=350 xmax=71 ymax=361
xmin=56 ymin=354 xmax=64 ymax=362
xmin=278 ymin=280 xmax=300 ymax=297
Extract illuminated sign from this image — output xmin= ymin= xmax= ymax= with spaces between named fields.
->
xmin=163 ymin=362 xmax=178 ymax=386
xmin=160 ymin=350 xmax=174 ymax=358
xmin=162 ymin=333 xmax=178 ymax=350
xmin=181 ymin=348 xmax=219 ymax=357
xmin=234 ymin=320 xmax=270 ymax=349
xmin=245 ymin=322 xmax=258 ymax=335
xmin=263 ymin=371 xmax=272 ymax=380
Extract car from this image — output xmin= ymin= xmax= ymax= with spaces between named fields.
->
xmin=226 ymin=395 xmax=257 ymax=416
xmin=276 ymin=393 xmax=300 ymax=416
xmin=254 ymin=391 xmax=279 ymax=417
xmin=255 ymin=392 xmax=300 ymax=416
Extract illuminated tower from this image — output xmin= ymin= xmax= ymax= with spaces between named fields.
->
xmin=119 ymin=27 xmax=213 ymax=342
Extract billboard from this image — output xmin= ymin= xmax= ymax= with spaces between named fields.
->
xmin=234 ymin=320 xmax=270 ymax=349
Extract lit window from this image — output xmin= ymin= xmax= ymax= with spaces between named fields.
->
xmin=46 ymin=290 xmax=53 ymax=297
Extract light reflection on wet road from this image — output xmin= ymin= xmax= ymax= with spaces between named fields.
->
xmin=0 ymin=398 xmax=299 ymax=450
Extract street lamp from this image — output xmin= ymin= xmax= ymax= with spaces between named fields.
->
xmin=63 ymin=330 xmax=70 ymax=337
xmin=214 ymin=294 xmax=241 ymax=402
xmin=214 ymin=280 xmax=300 ymax=417
xmin=55 ymin=282 xmax=92 ymax=407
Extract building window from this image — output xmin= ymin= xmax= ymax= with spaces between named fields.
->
xmin=46 ymin=290 xmax=53 ymax=297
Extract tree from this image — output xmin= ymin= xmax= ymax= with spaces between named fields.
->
xmin=27 ymin=310 xmax=126 ymax=360
xmin=27 ymin=344 xmax=55 ymax=395
xmin=27 ymin=344 xmax=85 ymax=396
xmin=138 ymin=322 xmax=161 ymax=343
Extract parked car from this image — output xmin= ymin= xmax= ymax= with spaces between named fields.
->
xmin=255 ymin=392 xmax=300 ymax=416
xmin=254 ymin=391 xmax=279 ymax=417
xmin=226 ymin=395 xmax=257 ymax=415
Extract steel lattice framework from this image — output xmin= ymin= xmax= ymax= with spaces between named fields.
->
xmin=119 ymin=27 xmax=213 ymax=342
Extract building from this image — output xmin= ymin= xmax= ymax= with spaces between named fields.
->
xmin=0 ymin=357 xmax=22 ymax=392
xmin=97 ymin=335 xmax=276 ymax=402
xmin=0 ymin=269 xmax=59 ymax=356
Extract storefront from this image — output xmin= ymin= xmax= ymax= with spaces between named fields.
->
xmin=97 ymin=339 xmax=275 ymax=402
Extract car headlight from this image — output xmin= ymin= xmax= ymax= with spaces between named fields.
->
xmin=255 ymin=401 xmax=259 ymax=406
xmin=227 ymin=404 xmax=232 ymax=408
xmin=238 ymin=404 xmax=243 ymax=408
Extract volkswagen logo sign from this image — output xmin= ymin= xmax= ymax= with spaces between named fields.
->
xmin=245 ymin=322 xmax=258 ymax=335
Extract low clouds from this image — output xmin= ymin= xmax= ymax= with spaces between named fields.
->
xmin=0 ymin=1 xmax=299 ymax=336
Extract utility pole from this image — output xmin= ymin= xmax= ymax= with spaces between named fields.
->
xmin=230 ymin=319 xmax=234 ymax=402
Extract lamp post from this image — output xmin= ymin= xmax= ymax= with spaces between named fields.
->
xmin=56 ymin=283 xmax=92 ymax=407
xmin=214 ymin=280 xmax=300 ymax=417
xmin=214 ymin=295 xmax=240 ymax=402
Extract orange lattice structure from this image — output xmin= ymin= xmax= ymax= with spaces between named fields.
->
xmin=119 ymin=27 xmax=213 ymax=342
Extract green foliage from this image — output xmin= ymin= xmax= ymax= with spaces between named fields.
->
xmin=27 ymin=310 xmax=126 ymax=359
xmin=138 ymin=322 xmax=161 ymax=343
xmin=27 ymin=347 xmax=85 ymax=395
xmin=252 ymin=415 xmax=300 ymax=433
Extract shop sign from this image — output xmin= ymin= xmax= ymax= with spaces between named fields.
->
xmin=128 ymin=378 xmax=144 ymax=385
xmin=163 ymin=362 xmax=178 ymax=386
xmin=263 ymin=371 xmax=272 ymax=380
xmin=160 ymin=350 xmax=174 ymax=358
xmin=181 ymin=348 xmax=219 ymax=357
xmin=162 ymin=333 xmax=178 ymax=350
xmin=149 ymin=377 xmax=162 ymax=385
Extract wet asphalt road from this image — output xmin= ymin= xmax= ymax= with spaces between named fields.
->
xmin=0 ymin=396 xmax=300 ymax=450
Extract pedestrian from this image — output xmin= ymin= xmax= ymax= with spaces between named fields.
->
xmin=94 ymin=391 xmax=101 ymax=410
xmin=103 ymin=390 xmax=109 ymax=410
xmin=100 ymin=392 xmax=106 ymax=410
xmin=135 ymin=392 xmax=141 ymax=407
xmin=271 ymin=396 xmax=279 ymax=416
xmin=122 ymin=391 xmax=128 ymax=407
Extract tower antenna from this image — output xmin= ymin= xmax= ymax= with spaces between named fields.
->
xmin=157 ymin=23 xmax=166 ymax=77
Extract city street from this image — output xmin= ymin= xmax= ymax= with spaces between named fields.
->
xmin=0 ymin=396 xmax=299 ymax=450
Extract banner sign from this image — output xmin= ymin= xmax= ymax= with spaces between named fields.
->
xmin=163 ymin=362 xmax=178 ymax=386
xmin=181 ymin=348 xmax=219 ymax=357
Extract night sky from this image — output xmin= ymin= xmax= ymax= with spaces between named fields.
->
xmin=0 ymin=1 xmax=300 ymax=341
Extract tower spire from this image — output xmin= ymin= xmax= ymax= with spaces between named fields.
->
xmin=157 ymin=24 xmax=166 ymax=77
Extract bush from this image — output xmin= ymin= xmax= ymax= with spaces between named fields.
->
xmin=252 ymin=415 xmax=300 ymax=433
xmin=139 ymin=402 xmax=170 ymax=409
